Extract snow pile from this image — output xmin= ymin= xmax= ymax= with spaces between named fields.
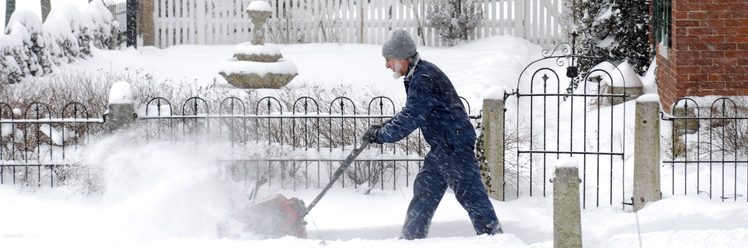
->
xmin=234 ymin=42 xmax=282 ymax=56
xmin=108 ymin=81 xmax=133 ymax=104
xmin=219 ymin=59 xmax=298 ymax=76
xmin=588 ymin=61 xmax=643 ymax=88
xmin=553 ymin=157 xmax=579 ymax=169
xmin=0 ymin=1 xmax=120 ymax=84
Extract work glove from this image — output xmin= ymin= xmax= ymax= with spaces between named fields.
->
xmin=362 ymin=124 xmax=383 ymax=144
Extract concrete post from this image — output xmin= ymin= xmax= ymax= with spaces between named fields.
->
xmin=104 ymin=81 xmax=136 ymax=133
xmin=481 ymin=97 xmax=505 ymax=200
xmin=553 ymin=160 xmax=582 ymax=248
xmin=634 ymin=94 xmax=662 ymax=211
xmin=138 ymin=0 xmax=155 ymax=46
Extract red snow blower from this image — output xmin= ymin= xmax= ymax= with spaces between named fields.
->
xmin=243 ymin=140 xmax=371 ymax=238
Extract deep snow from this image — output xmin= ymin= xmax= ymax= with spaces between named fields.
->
xmin=2 ymin=7 xmax=748 ymax=247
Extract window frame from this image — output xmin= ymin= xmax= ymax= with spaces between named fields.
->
xmin=654 ymin=0 xmax=672 ymax=48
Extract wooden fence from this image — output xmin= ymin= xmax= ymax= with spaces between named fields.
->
xmin=148 ymin=0 xmax=568 ymax=48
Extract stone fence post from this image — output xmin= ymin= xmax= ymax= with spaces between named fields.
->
xmin=104 ymin=81 xmax=136 ymax=133
xmin=553 ymin=158 xmax=582 ymax=248
xmin=633 ymin=94 xmax=662 ymax=211
xmin=481 ymin=89 xmax=505 ymax=200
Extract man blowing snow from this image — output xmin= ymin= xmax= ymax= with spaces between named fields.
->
xmin=362 ymin=30 xmax=503 ymax=240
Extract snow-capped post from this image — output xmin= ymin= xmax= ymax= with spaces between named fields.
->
xmin=553 ymin=157 xmax=582 ymax=248
xmin=633 ymin=94 xmax=661 ymax=212
xmin=481 ymin=87 xmax=506 ymax=200
xmin=105 ymin=81 xmax=136 ymax=133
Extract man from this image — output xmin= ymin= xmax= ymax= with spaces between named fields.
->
xmin=362 ymin=30 xmax=502 ymax=240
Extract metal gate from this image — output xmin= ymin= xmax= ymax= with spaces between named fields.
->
xmin=662 ymin=97 xmax=748 ymax=202
xmin=504 ymin=33 xmax=632 ymax=208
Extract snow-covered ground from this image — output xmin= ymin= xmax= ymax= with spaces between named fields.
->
xmin=2 ymin=17 xmax=748 ymax=248
xmin=2 ymin=135 xmax=748 ymax=248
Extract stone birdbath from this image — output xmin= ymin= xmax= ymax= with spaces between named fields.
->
xmin=219 ymin=0 xmax=298 ymax=89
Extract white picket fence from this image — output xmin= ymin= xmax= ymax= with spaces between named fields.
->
xmin=151 ymin=0 xmax=568 ymax=48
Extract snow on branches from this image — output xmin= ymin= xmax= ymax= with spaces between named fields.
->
xmin=0 ymin=1 xmax=120 ymax=84
xmin=427 ymin=0 xmax=483 ymax=47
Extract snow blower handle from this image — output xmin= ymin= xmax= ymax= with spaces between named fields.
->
xmin=304 ymin=140 xmax=371 ymax=216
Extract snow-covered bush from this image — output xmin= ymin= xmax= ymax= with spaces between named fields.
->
xmin=571 ymin=0 xmax=652 ymax=76
xmin=427 ymin=0 xmax=483 ymax=46
xmin=0 ymin=1 xmax=120 ymax=84
xmin=0 ymin=55 xmax=23 ymax=84
xmin=43 ymin=5 xmax=86 ymax=65
xmin=4 ymin=10 xmax=46 ymax=78
xmin=85 ymin=0 xmax=119 ymax=50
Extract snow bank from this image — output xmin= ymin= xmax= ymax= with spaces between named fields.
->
xmin=641 ymin=58 xmax=658 ymax=94
xmin=587 ymin=61 xmax=643 ymax=88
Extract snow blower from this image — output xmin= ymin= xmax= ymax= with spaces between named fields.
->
xmin=243 ymin=140 xmax=371 ymax=238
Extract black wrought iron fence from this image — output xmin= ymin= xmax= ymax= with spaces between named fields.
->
xmin=0 ymin=102 xmax=104 ymax=187
xmin=0 ymin=95 xmax=478 ymax=190
xmin=137 ymin=95 xmax=479 ymax=191
xmin=503 ymin=32 xmax=630 ymax=209
xmin=662 ymin=97 xmax=748 ymax=202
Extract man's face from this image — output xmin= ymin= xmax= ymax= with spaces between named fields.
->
xmin=385 ymin=57 xmax=408 ymax=79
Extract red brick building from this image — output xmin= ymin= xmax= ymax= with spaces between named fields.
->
xmin=653 ymin=0 xmax=748 ymax=109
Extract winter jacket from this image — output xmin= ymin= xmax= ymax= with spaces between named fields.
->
xmin=376 ymin=57 xmax=475 ymax=149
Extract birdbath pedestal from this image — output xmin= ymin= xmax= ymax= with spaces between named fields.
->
xmin=218 ymin=0 xmax=298 ymax=89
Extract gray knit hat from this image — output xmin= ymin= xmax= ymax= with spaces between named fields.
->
xmin=382 ymin=30 xmax=417 ymax=59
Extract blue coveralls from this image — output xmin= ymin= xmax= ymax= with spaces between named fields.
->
xmin=376 ymin=56 xmax=501 ymax=239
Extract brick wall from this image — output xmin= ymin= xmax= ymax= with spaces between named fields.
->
xmin=657 ymin=0 xmax=748 ymax=110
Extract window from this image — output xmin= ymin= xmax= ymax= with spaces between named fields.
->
xmin=654 ymin=0 xmax=672 ymax=47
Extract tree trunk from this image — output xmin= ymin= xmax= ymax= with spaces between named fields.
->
xmin=41 ymin=0 xmax=51 ymax=22
xmin=5 ymin=0 xmax=15 ymax=29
